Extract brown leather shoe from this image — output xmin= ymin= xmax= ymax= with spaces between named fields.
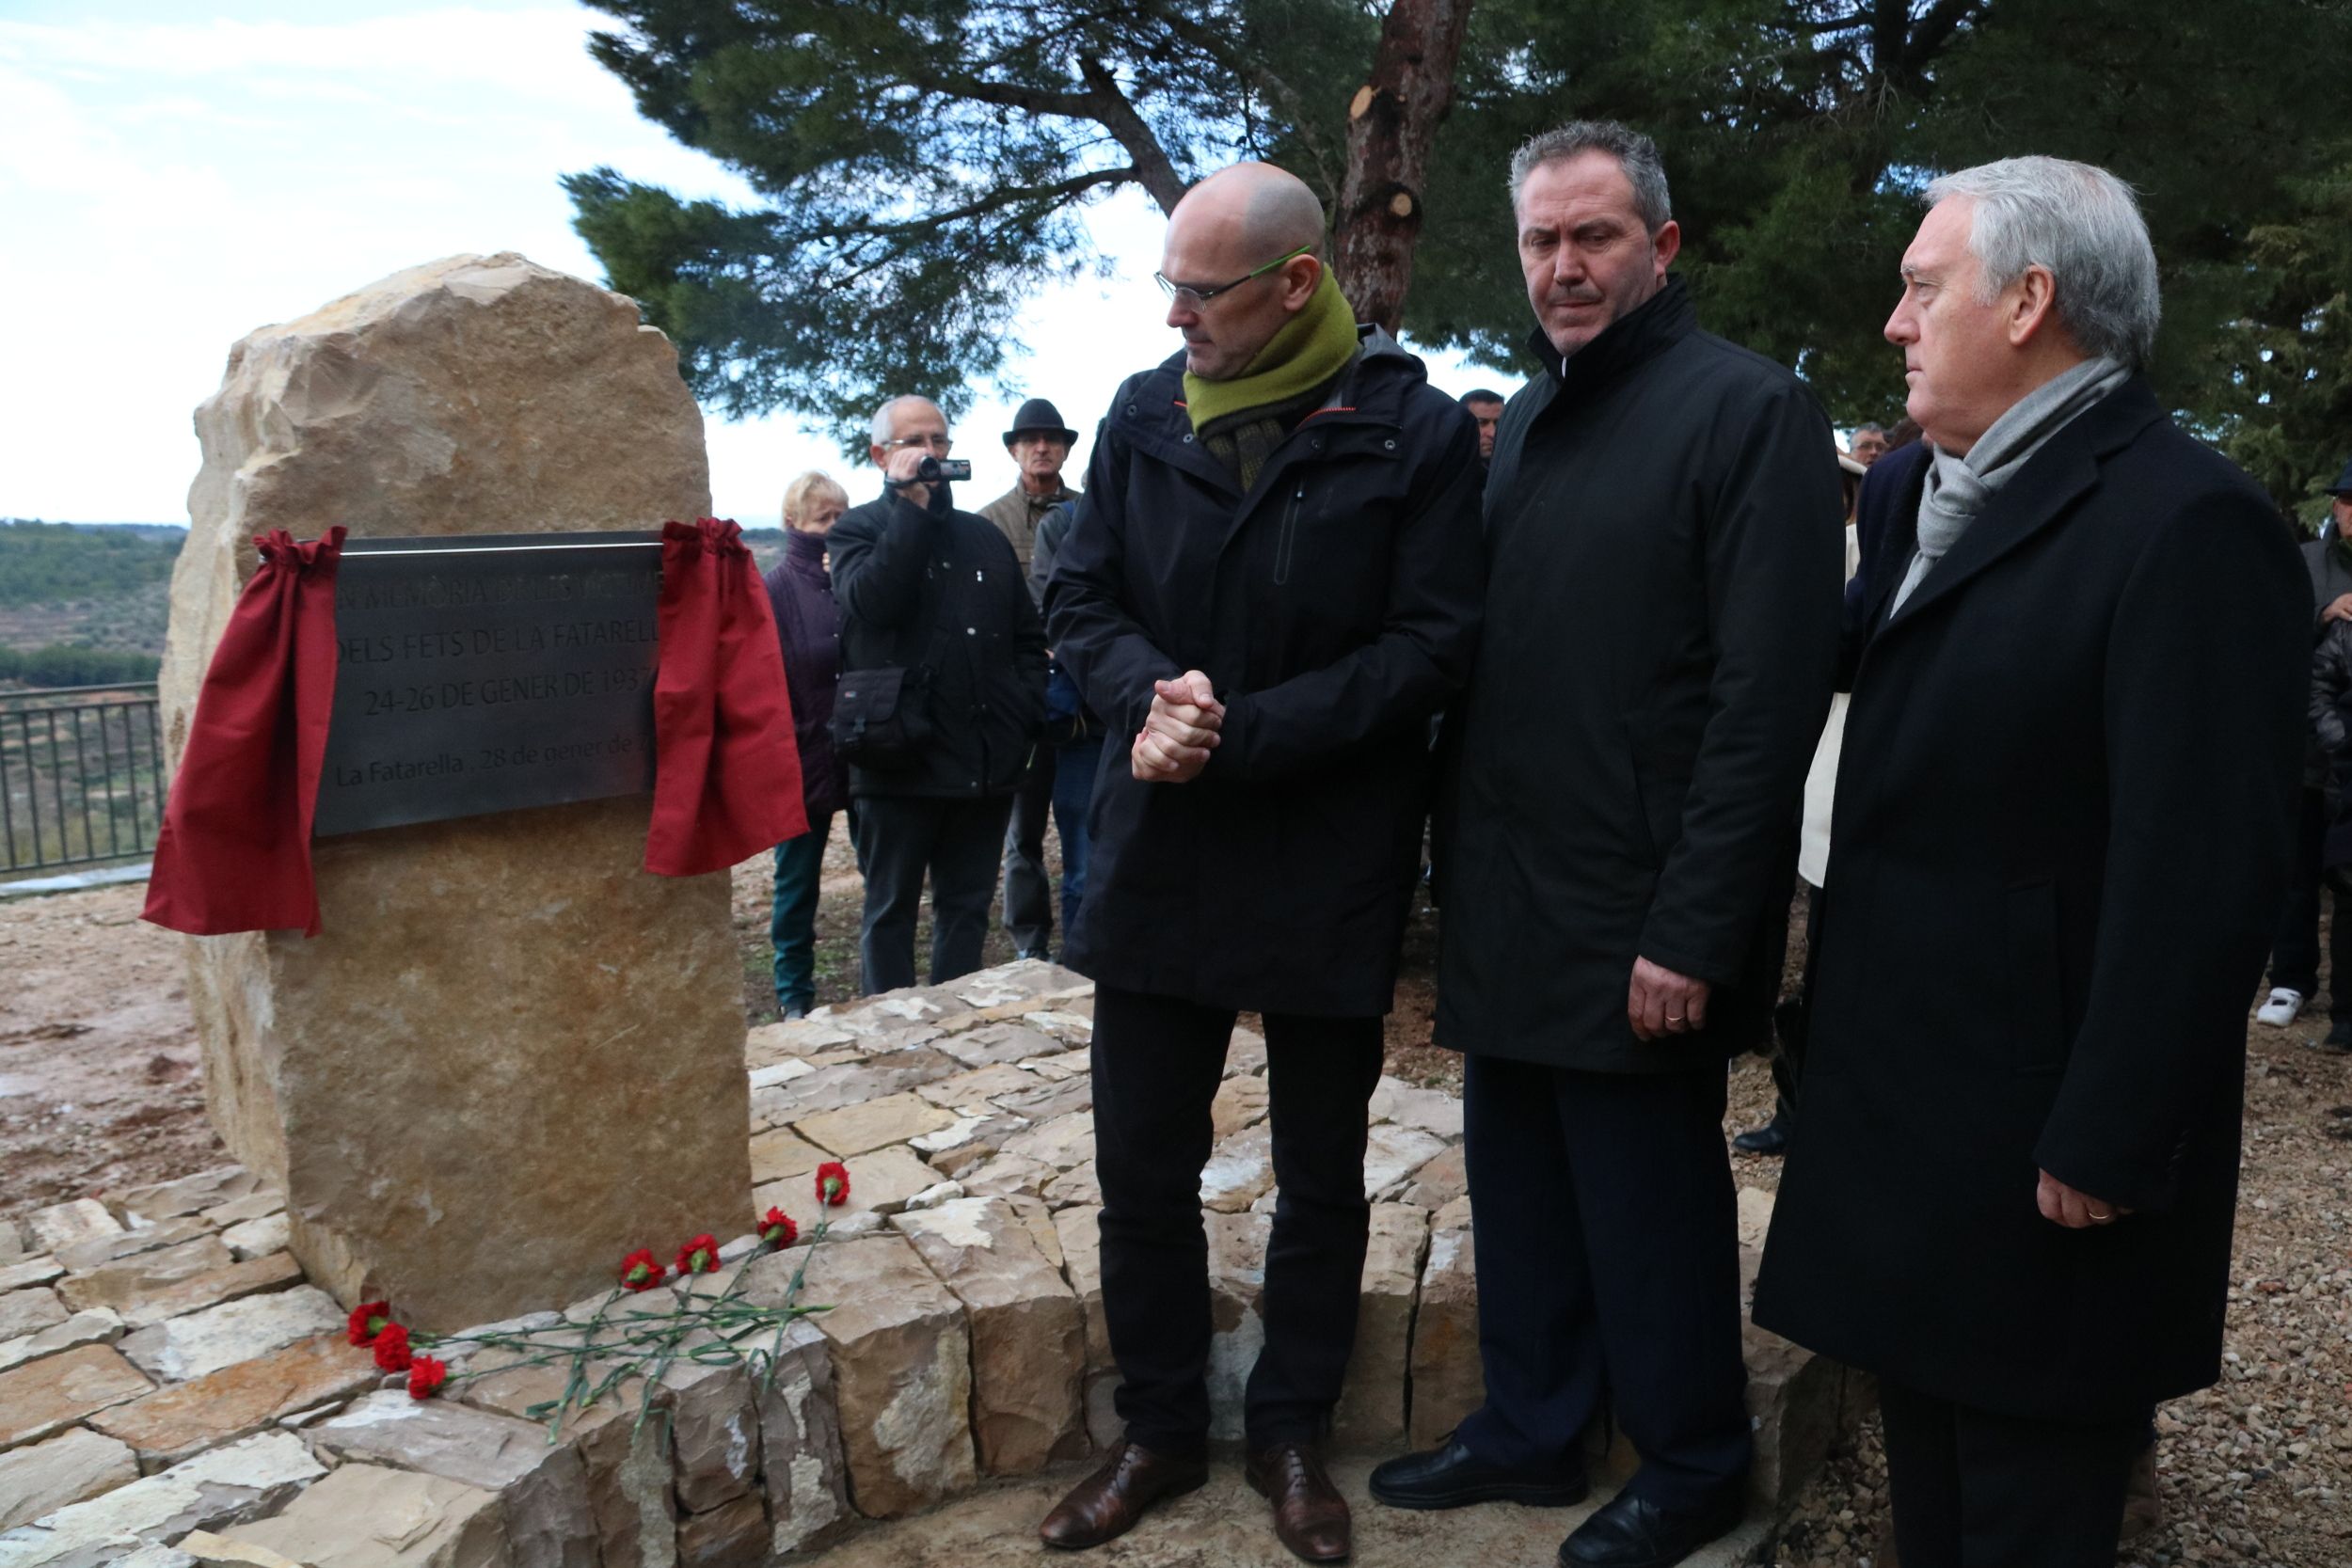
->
xmin=1247 ymin=1441 xmax=1352 ymax=1562
xmin=1039 ymin=1440 xmax=1209 ymax=1550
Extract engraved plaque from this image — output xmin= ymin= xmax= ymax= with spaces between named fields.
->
xmin=315 ymin=532 xmax=663 ymax=836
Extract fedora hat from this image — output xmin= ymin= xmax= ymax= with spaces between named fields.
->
xmin=1004 ymin=398 xmax=1079 ymax=448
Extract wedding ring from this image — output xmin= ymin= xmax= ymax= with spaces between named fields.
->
xmin=2090 ymin=1209 xmax=2116 ymax=1224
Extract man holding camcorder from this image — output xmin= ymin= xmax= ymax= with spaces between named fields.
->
xmin=828 ymin=394 xmax=1047 ymax=994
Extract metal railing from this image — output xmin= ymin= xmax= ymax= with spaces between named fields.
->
xmin=0 ymin=683 xmax=167 ymax=874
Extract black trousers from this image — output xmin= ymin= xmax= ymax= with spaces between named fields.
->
xmin=1090 ymin=985 xmax=1384 ymax=1454
xmin=1455 ymin=1054 xmax=1752 ymax=1512
xmin=2267 ymin=784 xmax=2352 ymax=1014
xmin=853 ymin=793 xmax=1014 ymax=994
xmin=1001 ymin=756 xmax=1057 ymax=957
xmin=1878 ymin=1381 xmax=2141 ymax=1568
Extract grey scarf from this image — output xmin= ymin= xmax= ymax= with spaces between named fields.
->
xmin=1892 ymin=356 xmax=2131 ymax=613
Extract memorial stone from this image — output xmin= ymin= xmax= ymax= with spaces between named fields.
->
xmin=160 ymin=253 xmax=751 ymax=1332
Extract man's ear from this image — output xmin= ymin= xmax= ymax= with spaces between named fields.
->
xmin=1281 ymin=253 xmax=1324 ymax=312
xmin=2008 ymin=265 xmax=2060 ymax=348
xmin=1650 ymin=220 xmax=1682 ymax=278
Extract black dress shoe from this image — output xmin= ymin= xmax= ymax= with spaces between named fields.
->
xmin=1730 ymin=1117 xmax=1788 ymax=1156
xmin=1558 ymin=1491 xmax=1743 ymax=1568
xmin=1369 ymin=1434 xmax=1589 ymax=1510
xmin=2310 ymin=1018 xmax=2352 ymax=1054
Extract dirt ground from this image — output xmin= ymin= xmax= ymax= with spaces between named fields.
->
xmin=4 ymin=857 xmax=2345 ymax=1565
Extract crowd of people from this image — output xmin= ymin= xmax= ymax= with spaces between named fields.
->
xmin=755 ymin=123 xmax=2320 ymax=1568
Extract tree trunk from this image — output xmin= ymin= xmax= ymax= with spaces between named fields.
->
xmin=1330 ymin=0 xmax=1477 ymax=333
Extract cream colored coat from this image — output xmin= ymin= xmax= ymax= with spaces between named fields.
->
xmin=1797 ymin=522 xmax=1863 ymax=887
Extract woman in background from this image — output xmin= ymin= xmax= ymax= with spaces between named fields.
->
xmin=764 ymin=470 xmax=851 ymax=1018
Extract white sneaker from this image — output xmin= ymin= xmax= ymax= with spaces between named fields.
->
xmin=2256 ymin=988 xmax=2304 ymax=1027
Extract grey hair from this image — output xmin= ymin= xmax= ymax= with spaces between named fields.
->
xmin=1924 ymin=156 xmax=2160 ymax=367
xmin=1508 ymin=120 xmax=1671 ymax=235
xmin=867 ymin=395 xmax=929 ymax=448
xmin=1852 ymin=421 xmax=1886 ymax=438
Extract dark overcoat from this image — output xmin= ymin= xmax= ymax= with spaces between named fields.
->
xmin=1433 ymin=277 xmax=1846 ymax=1070
xmin=1752 ymin=382 xmax=2308 ymax=1420
xmin=827 ymin=483 xmax=1047 ymax=800
xmin=1044 ymin=328 xmax=1484 ymax=1018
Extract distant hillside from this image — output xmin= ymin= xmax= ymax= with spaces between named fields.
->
xmin=0 ymin=519 xmax=183 ymax=608
xmin=0 ymin=520 xmax=183 ymax=673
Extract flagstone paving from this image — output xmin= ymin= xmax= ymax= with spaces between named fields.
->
xmin=0 ymin=959 xmax=1846 ymax=1565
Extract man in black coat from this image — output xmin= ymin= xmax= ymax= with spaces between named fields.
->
xmin=1372 ymin=121 xmax=1842 ymax=1568
xmin=1752 ymin=157 xmax=2306 ymax=1567
xmin=828 ymin=395 xmax=1046 ymax=993
xmin=1038 ymin=162 xmax=1483 ymax=1561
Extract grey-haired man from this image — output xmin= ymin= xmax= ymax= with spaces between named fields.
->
xmin=1756 ymin=157 xmax=2304 ymax=1568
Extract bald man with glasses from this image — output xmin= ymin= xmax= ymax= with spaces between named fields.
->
xmin=1038 ymin=163 xmax=1483 ymax=1560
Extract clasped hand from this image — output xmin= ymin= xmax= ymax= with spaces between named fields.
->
xmin=1133 ymin=669 xmax=1222 ymax=783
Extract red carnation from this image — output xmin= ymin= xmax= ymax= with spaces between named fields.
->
xmin=346 ymin=1301 xmax=392 ymax=1347
xmin=675 ymin=1233 xmax=721 ymax=1275
xmin=758 ymin=1207 xmax=798 ymax=1249
xmin=407 ymin=1354 xmax=448 ymax=1401
xmin=373 ymin=1322 xmax=413 ymax=1373
xmin=816 ymin=1161 xmax=850 ymax=1207
xmin=619 ymin=1247 xmax=666 ymax=1291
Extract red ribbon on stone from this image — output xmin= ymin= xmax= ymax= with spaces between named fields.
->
xmin=644 ymin=517 xmax=806 ymax=876
xmin=143 ymin=527 xmax=346 ymax=938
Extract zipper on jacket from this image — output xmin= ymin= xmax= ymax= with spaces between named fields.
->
xmin=1273 ymin=486 xmax=1305 ymax=585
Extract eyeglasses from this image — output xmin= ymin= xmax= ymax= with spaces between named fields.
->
xmin=1153 ymin=245 xmax=1313 ymax=310
xmin=882 ymin=434 xmax=953 ymax=453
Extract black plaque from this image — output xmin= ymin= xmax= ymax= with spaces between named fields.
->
xmin=315 ymin=532 xmax=664 ymax=837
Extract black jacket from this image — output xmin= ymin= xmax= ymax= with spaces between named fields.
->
xmin=1752 ymin=385 xmax=2307 ymax=1420
xmin=1433 ymin=277 xmax=1845 ymax=1070
xmin=827 ymin=483 xmax=1047 ymax=800
xmin=2296 ymin=538 xmax=2352 ymax=786
xmin=1045 ymin=328 xmax=1484 ymax=1016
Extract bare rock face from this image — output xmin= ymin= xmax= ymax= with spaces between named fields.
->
xmin=1204 ymin=1212 xmax=1271 ymax=1442
xmin=162 ymin=253 xmax=747 ymax=1334
xmin=0 ymin=1430 xmax=139 ymax=1532
xmin=307 ymin=1391 xmax=598 ymax=1568
xmin=753 ymin=1320 xmax=850 ymax=1557
xmin=89 ymin=1334 xmax=377 ymax=1472
xmin=215 ymin=1462 xmax=511 ymax=1567
xmin=1329 ymin=1204 xmax=1428 ymax=1450
xmin=888 ymin=1197 xmax=1085 ymax=1475
xmin=1407 ymin=1214 xmax=1484 ymax=1449
xmin=739 ymin=1237 xmax=974 ymax=1519
xmin=459 ymin=1349 xmax=674 ymax=1568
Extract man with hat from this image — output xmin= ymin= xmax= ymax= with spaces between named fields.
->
xmin=2256 ymin=453 xmax=2352 ymax=1038
xmin=983 ymin=397 xmax=1086 ymax=958
xmin=982 ymin=397 xmax=1084 ymax=572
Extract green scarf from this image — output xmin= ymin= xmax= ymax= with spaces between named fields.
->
xmin=1182 ymin=272 xmax=1360 ymax=432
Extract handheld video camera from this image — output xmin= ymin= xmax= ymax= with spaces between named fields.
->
xmin=887 ymin=455 xmax=971 ymax=488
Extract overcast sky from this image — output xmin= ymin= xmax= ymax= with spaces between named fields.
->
xmin=0 ymin=0 xmax=1510 ymax=528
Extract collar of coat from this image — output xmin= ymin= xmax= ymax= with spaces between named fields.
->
xmin=1858 ymin=376 xmax=2165 ymax=641
xmin=1526 ymin=273 xmax=1695 ymax=399
xmin=1109 ymin=325 xmax=1426 ymax=501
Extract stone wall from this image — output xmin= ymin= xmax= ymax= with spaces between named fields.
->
xmin=0 ymin=962 xmax=1859 ymax=1565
